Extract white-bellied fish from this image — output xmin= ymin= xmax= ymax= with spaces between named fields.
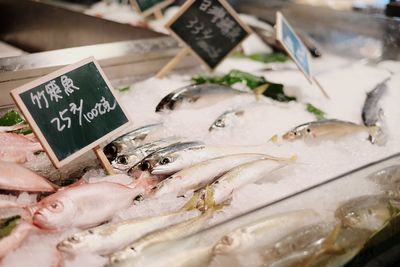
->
xmin=103 ymin=123 xmax=163 ymax=162
xmin=209 ymin=110 xmax=245 ymax=132
xmin=57 ymin=209 xmax=198 ymax=255
xmin=282 ymin=119 xmax=379 ymax=143
xmin=362 ymin=77 xmax=389 ymax=127
xmin=335 ymin=194 xmax=399 ymax=232
xmin=151 ymin=153 xmax=293 ymax=199
xmin=108 ymin=209 xmax=214 ymax=265
xmin=367 ymin=165 xmax=400 ymax=198
xmin=155 ymin=84 xmax=252 ymax=112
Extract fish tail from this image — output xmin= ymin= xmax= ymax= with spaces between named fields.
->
xmin=367 ymin=126 xmax=386 ymax=146
xmin=182 ymin=190 xmax=203 ymax=211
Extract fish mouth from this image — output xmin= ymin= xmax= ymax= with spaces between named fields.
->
xmin=56 ymin=241 xmax=74 ymax=252
xmin=155 ymin=93 xmax=176 ymax=112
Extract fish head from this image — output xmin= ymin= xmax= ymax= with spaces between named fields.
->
xmin=103 ymin=143 xmax=121 ymax=162
xmin=150 ymin=152 xmax=182 ymax=175
xmin=109 ymin=248 xmax=136 ymax=265
xmin=33 ymin=194 xmax=76 ymax=230
xmin=209 ymin=118 xmax=226 ymax=131
xmin=57 ymin=231 xmax=95 ymax=253
xmin=282 ymin=129 xmax=302 ymax=141
xmin=112 ymin=155 xmax=140 ymax=172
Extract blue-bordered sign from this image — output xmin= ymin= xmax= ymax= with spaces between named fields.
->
xmin=276 ymin=12 xmax=312 ymax=82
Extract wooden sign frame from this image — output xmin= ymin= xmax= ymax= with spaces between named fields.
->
xmin=164 ymin=0 xmax=252 ymax=72
xmin=10 ymin=57 xmax=132 ymax=168
xmin=276 ymin=11 xmax=313 ymax=83
xmin=130 ymin=0 xmax=174 ymax=17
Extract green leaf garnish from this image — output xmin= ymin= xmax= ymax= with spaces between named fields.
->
xmin=0 ymin=216 xmax=20 ymax=240
xmin=192 ymin=70 xmax=296 ymax=103
xmin=117 ymin=85 xmax=131 ymax=92
xmin=0 ymin=110 xmax=25 ymax=126
xmin=306 ymin=103 xmax=326 ymax=119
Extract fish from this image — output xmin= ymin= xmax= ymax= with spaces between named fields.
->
xmin=57 ymin=210 xmax=198 ymax=256
xmin=209 ymin=110 xmax=245 ymax=132
xmin=282 ymin=119 xmax=378 ymax=143
xmin=111 ymin=138 xmax=180 ymax=173
xmin=108 ymin=237 xmax=214 ymax=267
xmin=362 ymin=77 xmax=389 ymax=127
xmin=155 ymin=84 xmax=251 ymax=112
xmin=103 ymin=123 xmax=163 ymax=162
xmin=0 ymin=132 xmax=43 ymax=163
xmin=263 ymin=223 xmax=334 ymax=267
xmin=108 ymin=209 xmax=214 ymax=265
xmin=151 ymin=153 xmax=292 ymax=199
xmin=0 ymin=218 xmax=34 ymax=258
xmin=0 ymin=161 xmax=57 ymax=192
xmin=131 ymin=142 xmax=274 ymax=178
xmin=189 ymin=158 xmax=293 ymax=210
xmin=367 ymin=165 xmax=400 ymax=198
xmin=128 ymin=141 xmax=205 ymax=177
xmin=32 ymin=180 xmax=143 ymax=230
xmin=212 ymin=210 xmax=318 ymax=255
xmin=334 ymin=194 xmax=399 ymax=232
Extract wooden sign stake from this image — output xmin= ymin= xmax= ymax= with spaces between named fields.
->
xmin=156 ymin=47 xmax=189 ymax=79
xmin=313 ymin=76 xmax=330 ymax=99
xmin=94 ymin=146 xmax=115 ymax=175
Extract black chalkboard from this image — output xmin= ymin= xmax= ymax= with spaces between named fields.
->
xmin=167 ymin=0 xmax=251 ymax=69
xmin=131 ymin=0 xmax=173 ymax=15
xmin=11 ymin=58 xmax=130 ymax=167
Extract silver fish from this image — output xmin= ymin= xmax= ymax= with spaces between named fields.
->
xmin=104 ymin=123 xmax=163 ymax=161
xmin=335 ymin=194 xmax=399 ymax=232
xmin=209 ymin=110 xmax=245 ymax=132
xmin=362 ymin=77 xmax=389 ymax=127
xmin=111 ymin=138 xmax=180 ymax=173
xmin=131 ymin=143 xmax=273 ymax=177
xmin=155 ymin=84 xmax=251 ymax=112
xmin=282 ymin=119 xmax=377 ymax=143
xmin=367 ymin=165 xmax=400 ymax=198
xmin=108 ymin=209 xmax=214 ymax=265
xmin=57 ymin=210 xmax=198 ymax=255
xmin=151 ymin=153 xmax=283 ymax=199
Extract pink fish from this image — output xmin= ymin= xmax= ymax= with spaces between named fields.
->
xmin=32 ymin=182 xmax=142 ymax=230
xmin=0 ymin=221 xmax=34 ymax=258
xmin=0 ymin=133 xmax=42 ymax=163
xmin=0 ymin=161 xmax=56 ymax=192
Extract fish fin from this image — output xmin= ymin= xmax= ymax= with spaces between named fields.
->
xmin=204 ymin=186 xmax=228 ymax=212
xmin=182 ymin=190 xmax=203 ymax=211
xmin=268 ymin=134 xmax=279 ymax=144
xmin=367 ymin=126 xmax=386 ymax=146
xmin=253 ymin=84 xmax=270 ymax=101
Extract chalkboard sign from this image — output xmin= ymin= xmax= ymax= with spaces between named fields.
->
xmin=166 ymin=0 xmax=251 ymax=70
xmin=276 ymin=12 xmax=312 ymax=82
xmin=10 ymin=57 xmax=131 ymax=168
xmin=130 ymin=0 xmax=174 ymax=16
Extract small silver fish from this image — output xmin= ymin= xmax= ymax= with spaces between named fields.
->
xmin=282 ymin=119 xmax=377 ymax=143
xmin=155 ymin=84 xmax=251 ymax=112
xmin=104 ymin=123 xmax=163 ymax=161
xmin=335 ymin=194 xmax=399 ymax=232
xmin=209 ymin=110 xmax=245 ymax=132
xmin=111 ymin=138 xmax=180 ymax=173
xmin=362 ymin=78 xmax=389 ymax=127
xmin=367 ymin=165 xmax=400 ymax=198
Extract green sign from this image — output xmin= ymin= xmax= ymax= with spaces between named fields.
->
xmin=166 ymin=0 xmax=251 ymax=70
xmin=11 ymin=57 xmax=131 ymax=167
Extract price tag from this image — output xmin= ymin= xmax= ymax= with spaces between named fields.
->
xmin=276 ymin=11 xmax=329 ymax=98
xmin=10 ymin=57 xmax=131 ymax=169
xmin=165 ymin=0 xmax=251 ymax=71
xmin=130 ymin=0 xmax=174 ymax=17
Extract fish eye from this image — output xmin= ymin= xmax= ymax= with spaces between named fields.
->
xmin=293 ymin=132 xmax=298 ymax=136
xmin=117 ymin=156 xmax=128 ymax=165
xmin=68 ymin=235 xmax=81 ymax=243
xmin=215 ymin=119 xmax=225 ymax=128
xmin=48 ymin=201 xmax=64 ymax=213
xmin=160 ymin=157 xmax=171 ymax=165
xmin=139 ymin=161 xmax=150 ymax=171
xmin=306 ymin=128 xmax=311 ymax=133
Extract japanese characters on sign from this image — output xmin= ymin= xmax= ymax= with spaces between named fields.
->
xmin=276 ymin=11 xmax=312 ymax=82
xmin=130 ymin=0 xmax=174 ymax=16
xmin=166 ymin=0 xmax=251 ymax=70
xmin=11 ymin=57 xmax=131 ymax=168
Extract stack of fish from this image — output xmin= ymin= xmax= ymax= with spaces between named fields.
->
xmin=0 ymin=75 xmax=397 ymax=267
